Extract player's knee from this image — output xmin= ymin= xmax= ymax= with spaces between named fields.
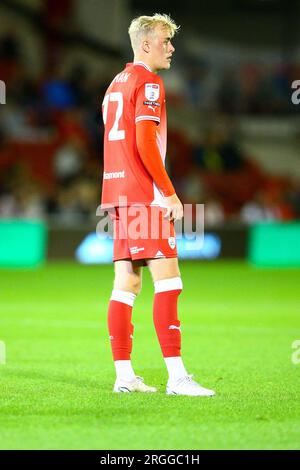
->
xmin=114 ymin=275 xmax=142 ymax=296
xmin=130 ymin=277 xmax=142 ymax=295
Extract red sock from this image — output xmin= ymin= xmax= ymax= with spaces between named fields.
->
xmin=153 ymin=277 xmax=183 ymax=357
xmin=107 ymin=290 xmax=136 ymax=361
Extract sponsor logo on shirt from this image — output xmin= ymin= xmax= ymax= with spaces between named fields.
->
xmin=104 ymin=171 xmax=125 ymax=180
xmin=145 ymin=83 xmax=160 ymax=101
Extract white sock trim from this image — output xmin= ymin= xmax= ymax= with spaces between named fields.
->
xmin=154 ymin=277 xmax=183 ymax=294
xmin=110 ymin=289 xmax=136 ymax=307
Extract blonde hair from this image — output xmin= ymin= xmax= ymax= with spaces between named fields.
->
xmin=128 ymin=13 xmax=180 ymax=52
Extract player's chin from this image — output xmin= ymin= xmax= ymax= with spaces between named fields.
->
xmin=157 ymin=61 xmax=171 ymax=71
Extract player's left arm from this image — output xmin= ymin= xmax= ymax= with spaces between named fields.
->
xmin=136 ymin=119 xmax=175 ymax=197
xmin=134 ymin=77 xmax=183 ymax=221
xmin=136 ymin=120 xmax=183 ymax=221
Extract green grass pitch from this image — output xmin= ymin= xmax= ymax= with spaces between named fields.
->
xmin=0 ymin=260 xmax=299 ymax=450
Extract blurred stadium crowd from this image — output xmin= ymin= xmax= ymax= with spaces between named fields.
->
xmin=1 ymin=26 xmax=300 ymax=226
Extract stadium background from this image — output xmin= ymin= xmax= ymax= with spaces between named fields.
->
xmin=0 ymin=0 xmax=299 ymax=450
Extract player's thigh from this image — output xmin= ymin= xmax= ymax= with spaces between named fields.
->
xmin=146 ymin=257 xmax=181 ymax=282
xmin=114 ymin=259 xmax=144 ymax=293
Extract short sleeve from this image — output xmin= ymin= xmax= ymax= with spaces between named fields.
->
xmin=135 ymin=78 xmax=164 ymax=125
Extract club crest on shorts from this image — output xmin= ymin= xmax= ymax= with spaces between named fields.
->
xmin=168 ymin=237 xmax=176 ymax=249
xmin=145 ymin=83 xmax=160 ymax=101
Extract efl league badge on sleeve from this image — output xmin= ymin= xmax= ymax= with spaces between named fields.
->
xmin=145 ymin=83 xmax=160 ymax=101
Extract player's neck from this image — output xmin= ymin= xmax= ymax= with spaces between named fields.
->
xmin=133 ymin=57 xmax=157 ymax=74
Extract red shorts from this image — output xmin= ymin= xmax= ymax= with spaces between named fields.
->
xmin=109 ymin=206 xmax=178 ymax=263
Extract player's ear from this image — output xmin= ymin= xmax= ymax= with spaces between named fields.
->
xmin=142 ymin=40 xmax=150 ymax=54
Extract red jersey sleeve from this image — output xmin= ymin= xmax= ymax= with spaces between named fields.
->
xmin=135 ymin=77 xmax=164 ymax=125
xmin=136 ymin=120 xmax=175 ymax=197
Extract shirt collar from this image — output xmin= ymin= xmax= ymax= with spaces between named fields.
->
xmin=133 ymin=61 xmax=152 ymax=72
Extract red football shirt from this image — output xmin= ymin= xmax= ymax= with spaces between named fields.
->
xmin=101 ymin=61 xmax=168 ymax=208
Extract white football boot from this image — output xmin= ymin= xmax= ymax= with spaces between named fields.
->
xmin=166 ymin=374 xmax=215 ymax=397
xmin=113 ymin=376 xmax=157 ymax=393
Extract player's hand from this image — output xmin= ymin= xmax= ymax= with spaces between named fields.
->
xmin=163 ymin=194 xmax=183 ymax=221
